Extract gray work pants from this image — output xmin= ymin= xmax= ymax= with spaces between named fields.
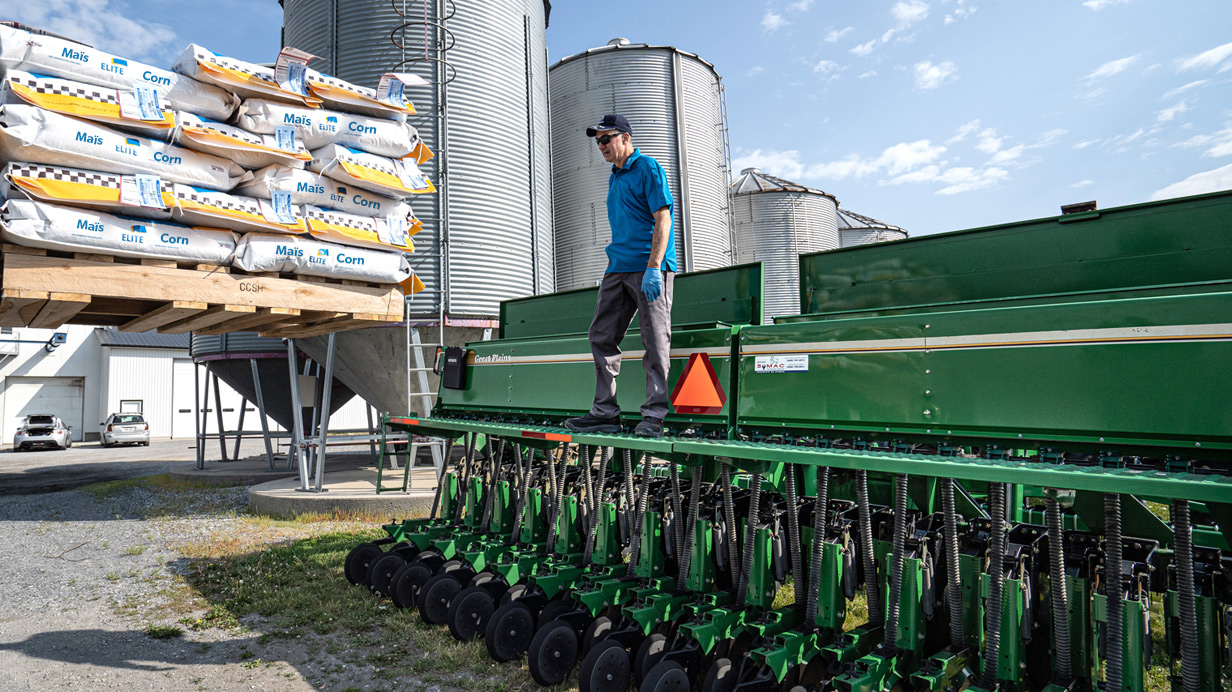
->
xmin=587 ymin=271 xmax=675 ymax=420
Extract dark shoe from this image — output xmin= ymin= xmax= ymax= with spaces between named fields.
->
xmin=633 ymin=417 xmax=664 ymax=438
xmin=564 ymin=413 xmax=622 ymax=434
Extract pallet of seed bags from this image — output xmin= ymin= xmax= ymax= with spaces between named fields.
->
xmin=237 ymin=165 xmax=416 ymax=219
xmin=0 ymin=23 xmax=237 ymax=120
xmin=233 ymin=232 xmax=412 ymax=285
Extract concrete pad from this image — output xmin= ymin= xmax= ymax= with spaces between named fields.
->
xmin=248 ymin=465 xmax=438 ymax=518
xmin=168 ymin=451 xmax=380 ymax=487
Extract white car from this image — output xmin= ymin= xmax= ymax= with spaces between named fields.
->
xmin=101 ymin=413 xmax=150 ymax=447
xmin=13 ymin=414 xmax=72 ymax=451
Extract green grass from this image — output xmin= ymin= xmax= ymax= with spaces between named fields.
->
xmin=144 ymin=624 xmax=184 ymax=639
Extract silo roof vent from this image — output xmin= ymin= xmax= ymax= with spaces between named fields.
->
xmin=607 ymin=37 xmax=631 ymax=47
xmin=730 ymin=167 xmax=836 ymax=201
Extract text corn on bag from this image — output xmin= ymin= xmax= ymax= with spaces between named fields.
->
xmin=172 ymin=44 xmax=321 ymax=109
xmin=302 ymin=204 xmax=417 ymax=253
xmin=1 ymin=70 xmax=175 ymax=140
xmin=0 ymin=24 xmax=238 ymax=120
xmin=166 ymin=184 xmax=307 ymax=236
xmin=235 ymin=98 xmax=419 ymax=157
xmin=235 ymin=165 xmax=414 ymax=219
xmin=0 ymin=105 xmax=249 ymax=191
xmin=1 ymin=162 xmax=172 ymax=220
xmin=173 ymin=111 xmax=311 ymax=170
xmin=1 ymin=198 xmax=237 ymax=264
xmin=233 ymin=232 xmax=411 ymax=284
xmin=308 ymin=143 xmax=435 ymax=199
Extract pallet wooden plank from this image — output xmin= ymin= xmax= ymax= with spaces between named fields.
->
xmin=28 ymin=292 xmax=91 ymax=329
xmin=193 ymin=307 xmax=301 ymax=335
xmin=0 ymin=289 xmax=49 ymax=327
xmin=2 ymin=244 xmax=45 ymax=256
xmin=260 ymin=314 xmax=388 ymax=339
xmin=140 ymin=259 xmax=178 ymax=268
xmin=73 ymin=253 xmax=114 ymax=263
xmin=2 ymin=253 xmax=404 ymax=317
xmin=119 ymin=301 xmax=209 ymax=332
xmin=195 ymin=264 xmax=230 ymax=273
xmin=158 ymin=305 xmax=256 ymax=334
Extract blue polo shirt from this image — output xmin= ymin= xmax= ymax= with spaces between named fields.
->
xmin=605 ymin=148 xmax=677 ymax=273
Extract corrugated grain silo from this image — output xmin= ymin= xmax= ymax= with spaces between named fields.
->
xmin=837 ymin=207 xmax=909 ymax=247
xmin=280 ymin=0 xmax=554 ymax=317
xmin=549 ymin=38 xmax=733 ymax=290
xmin=730 ymin=167 xmax=839 ymax=318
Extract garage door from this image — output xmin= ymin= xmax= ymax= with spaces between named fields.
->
xmin=171 ymin=359 xmax=199 ymax=439
xmin=3 ymin=376 xmax=85 ymax=442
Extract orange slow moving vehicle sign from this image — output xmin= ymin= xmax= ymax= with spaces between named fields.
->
xmin=670 ymin=353 xmax=727 ymax=415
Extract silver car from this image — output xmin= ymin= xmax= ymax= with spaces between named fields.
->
xmin=13 ymin=414 xmax=72 ymax=451
xmin=101 ymin=413 xmax=150 ymax=447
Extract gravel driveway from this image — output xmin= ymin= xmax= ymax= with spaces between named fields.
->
xmin=0 ymin=438 xmax=198 ymax=496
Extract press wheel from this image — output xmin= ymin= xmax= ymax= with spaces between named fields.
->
xmin=417 ymin=573 xmax=463 ymax=624
xmin=501 ymin=583 xmax=531 ymax=605
xmin=528 ymin=619 xmax=580 ymax=686
xmin=578 ymin=639 xmax=631 ymax=692
xmin=486 ymin=601 xmax=535 ymax=662
xmin=390 ymin=561 xmax=434 ymax=609
xmin=702 ymin=657 xmax=736 ymax=692
xmin=642 ymin=660 xmax=691 ymax=692
xmin=634 ymin=632 xmax=668 ymax=683
xmin=441 ymin=558 xmax=477 ymax=583
xmin=344 ymin=542 xmax=382 ymax=585
xmin=537 ymin=596 xmax=575 ymax=630
xmin=582 ymin=615 xmax=614 ymax=655
xmin=367 ymin=552 xmax=406 ymax=597
xmin=449 ymin=585 xmax=496 ymax=641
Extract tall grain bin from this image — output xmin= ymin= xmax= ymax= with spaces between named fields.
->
xmin=280 ymin=0 xmax=554 ymax=317
xmin=550 ymin=38 xmax=732 ymax=290
xmin=837 ymin=208 xmax=908 ymax=247
xmin=730 ymin=167 xmax=838 ymax=318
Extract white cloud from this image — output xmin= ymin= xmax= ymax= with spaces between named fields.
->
xmin=1035 ymin=129 xmax=1068 ymax=146
xmin=14 ymin=0 xmax=179 ymax=63
xmin=1178 ymin=42 xmax=1232 ymax=73
xmin=1073 ymin=139 xmax=1101 ymax=149
xmin=1081 ymin=55 xmax=1139 ymax=83
xmin=762 ymin=11 xmax=788 ymax=32
xmin=1070 ymin=179 xmax=1095 ymax=188
xmin=936 ymin=167 xmax=1009 ymax=195
xmin=788 ymin=0 xmax=815 ymax=11
xmin=944 ymin=6 xmax=977 ymax=23
xmin=813 ymin=60 xmax=841 ymax=76
xmin=825 ymin=27 xmax=854 ymax=42
xmin=892 ymin=0 xmax=930 ymax=25
xmin=879 ymin=140 xmax=948 ymax=174
xmin=975 ymin=128 xmax=1002 ymax=154
xmin=851 ymin=40 xmax=878 ymax=56
xmin=1161 ymin=80 xmax=1208 ymax=101
xmin=1083 ymin=0 xmax=1129 ymax=10
xmin=859 ymin=70 xmax=879 ymax=79
xmin=990 ymin=145 xmax=1025 ymax=164
xmin=1175 ymin=126 xmax=1232 ymax=157
xmin=947 ymin=119 xmax=982 ymax=144
xmin=731 ymin=149 xmax=806 ymax=181
xmin=1156 ymin=100 xmax=1190 ymax=124
xmin=914 ymin=60 xmax=958 ymax=89
xmin=1150 ymin=163 xmax=1232 ymax=200
xmin=747 ymin=66 xmax=765 ymax=77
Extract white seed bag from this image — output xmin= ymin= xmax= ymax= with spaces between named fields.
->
xmin=0 ymin=162 xmax=172 ymax=220
xmin=1 ymin=70 xmax=176 ymax=141
xmin=308 ymin=143 xmax=435 ymax=199
xmin=173 ymin=111 xmax=312 ymax=170
xmin=234 ymin=232 xmax=412 ymax=284
xmin=0 ymin=105 xmax=249 ymax=191
xmin=302 ymin=204 xmax=417 ymax=253
xmin=303 ymin=70 xmax=415 ymax=120
xmin=172 ymin=44 xmax=320 ymax=108
xmin=235 ymin=164 xmax=413 ymax=219
xmin=0 ymin=198 xmax=237 ymax=263
xmin=0 ymin=25 xmax=238 ymax=120
xmin=166 ymin=184 xmax=307 ymax=236
xmin=234 ymin=98 xmax=419 ymax=157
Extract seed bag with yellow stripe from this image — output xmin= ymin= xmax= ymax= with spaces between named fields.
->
xmin=302 ymin=204 xmax=417 ymax=253
xmin=1 ymin=70 xmax=176 ymax=141
xmin=172 ymin=44 xmax=321 ymax=109
xmin=173 ymin=111 xmax=311 ymax=171
xmin=303 ymin=70 xmax=416 ymax=120
xmin=308 ymin=143 xmax=435 ymax=199
xmin=166 ymin=184 xmax=307 ymax=235
xmin=1 ymin=162 xmax=172 ymax=220
xmin=0 ymin=25 xmax=237 ymax=120
xmin=235 ymin=165 xmax=413 ymax=219
xmin=234 ymin=98 xmax=419 ymax=157
xmin=0 ymin=105 xmax=248 ymax=191
xmin=1 ymin=198 xmax=237 ymax=263
xmin=233 ymin=232 xmax=411 ymax=284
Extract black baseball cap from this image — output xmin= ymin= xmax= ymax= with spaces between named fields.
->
xmin=586 ymin=114 xmax=632 ymax=137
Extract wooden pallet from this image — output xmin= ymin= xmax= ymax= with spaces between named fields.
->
xmin=0 ymin=245 xmax=404 ymax=337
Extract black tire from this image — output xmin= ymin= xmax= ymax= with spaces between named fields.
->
xmin=578 ymin=639 xmax=631 ymax=692
xmin=448 ymin=585 xmax=495 ymax=641
xmin=582 ymin=615 xmax=614 ymax=656
xmin=440 ymin=558 xmax=476 ymax=584
xmin=417 ymin=573 xmax=463 ymax=624
xmin=536 ymin=596 xmax=575 ymax=631
xmin=344 ymin=542 xmax=383 ymax=586
xmin=634 ymin=632 xmax=668 ymax=683
xmin=702 ymin=658 xmax=736 ymax=692
xmin=642 ymin=660 xmax=692 ymax=692
xmin=367 ymin=552 xmax=406 ymax=597
xmin=390 ymin=561 xmax=435 ymax=609
xmin=528 ymin=620 xmax=580 ymax=686
xmin=486 ymin=601 xmax=535 ymax=662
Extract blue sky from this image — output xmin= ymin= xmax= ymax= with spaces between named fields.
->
xmin=6 ymin=0 xmax=1231 ymax=236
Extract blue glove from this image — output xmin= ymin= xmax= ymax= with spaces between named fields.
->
xmin=641 ymin=267 xmax=663 ymax=302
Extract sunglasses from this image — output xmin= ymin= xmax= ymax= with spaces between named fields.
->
xmin=594 ymin=132 xmax=624 ymax=145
